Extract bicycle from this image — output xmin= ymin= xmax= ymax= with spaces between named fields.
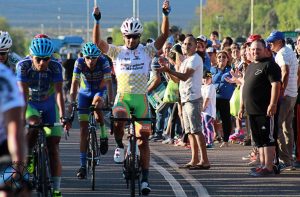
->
xmin=26 ymin=120 xmax=64 ymax=197
xmin=110 ymin=110 xmax=155 ymax=197
xmin=70 ymin=103 xmax=109 ymax=191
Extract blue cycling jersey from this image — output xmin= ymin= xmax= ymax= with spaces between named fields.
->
xmin=73 ymin=56 xmax=111 ymax=96
xmin=16 ymin=58 xmax=63 ymax=102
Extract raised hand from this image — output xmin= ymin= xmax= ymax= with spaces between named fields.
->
xmin=162 ymin=0 xmax=171 ymax=16
xmin=93 ymin=6 xmax=101 ymax=21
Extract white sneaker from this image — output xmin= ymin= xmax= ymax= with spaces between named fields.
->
xmin=114 ymin=147 xmax=125 ymax=163
xmin=141 ymin=182 xmax=151 ymax=195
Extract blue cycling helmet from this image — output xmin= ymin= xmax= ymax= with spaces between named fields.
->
xmin=30 ymin=38 xmax=54 ymax=57
xmin=82 ymin=42 xmax=101 ymax=57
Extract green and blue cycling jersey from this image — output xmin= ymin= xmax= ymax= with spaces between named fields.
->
xmin=73 ymin=56 xmax=111 ymax=121
xmin=16 ymin=57 xmax=63 ymax=136
xmin=73 ymin=56 xmax=111 ymax=96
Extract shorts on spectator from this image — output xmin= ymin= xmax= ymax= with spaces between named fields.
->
xmin=182 ymin=98 xmax=203 ymax=134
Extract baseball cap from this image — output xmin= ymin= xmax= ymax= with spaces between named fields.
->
xmin=266 ymin=31 xmax=285 ymax=43
xmin=246 ymin=34 xmax=262 ymax=44
xmin=203 ymin=70 xmax=212 ymax=78
xmin=196 ymin=35 xmax=207 ymax=42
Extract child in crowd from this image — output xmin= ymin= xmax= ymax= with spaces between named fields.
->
xmin=201 ymin=71 xmax=216 ymax=148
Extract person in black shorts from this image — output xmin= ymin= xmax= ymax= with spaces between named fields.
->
xmin=239 ymin=39 xmax=281 ymax=177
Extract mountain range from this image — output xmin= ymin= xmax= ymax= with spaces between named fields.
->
xmin=0 ymin=0 xmax=204 ymax=31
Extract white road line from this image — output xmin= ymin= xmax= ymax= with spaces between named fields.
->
xmin=151 ymin=159 xmax=187 ymax=197
xmin=151 ymin=149 xmax=210 ymax=197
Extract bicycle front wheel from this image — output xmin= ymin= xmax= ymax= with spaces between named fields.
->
xmin=37 ymin=145 xmax=51 ymax=197
xmin=88 ymin=129 xmax=98 ymax=191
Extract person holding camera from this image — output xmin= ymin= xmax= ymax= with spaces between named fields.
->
xmin=210 ymin=50 xmax=235 ymax=147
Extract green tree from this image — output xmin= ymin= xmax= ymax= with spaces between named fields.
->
xmin=191 ymin=0 xmax=300 ymax=40
xmin=0 ymin=17 xmax=28 ymax=56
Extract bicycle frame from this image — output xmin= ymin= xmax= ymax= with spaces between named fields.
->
xmin=110 ymin=112 xmax=155 ymax=197
xmin=72 ymin=104 xmax=103 ymax=191
xmin=27 ymin=122 xmax=61 ymax=197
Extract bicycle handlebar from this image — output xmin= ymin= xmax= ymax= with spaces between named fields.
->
xmin=111 ymin=117 xmax=155 ymax=122
xmin=26 ymin=122 xmax=63 ymax=129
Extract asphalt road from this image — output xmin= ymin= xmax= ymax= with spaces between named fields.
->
xmin=29 ymin=110 xmax=300 ymax=197
xmin=50 ymin=127 xmax=300 ymax=197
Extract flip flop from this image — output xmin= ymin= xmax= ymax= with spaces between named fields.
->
xmin=189 ymin=164 xmax=210 ymax=170
xmin=178 ymin=163 xmax=195 ymax=169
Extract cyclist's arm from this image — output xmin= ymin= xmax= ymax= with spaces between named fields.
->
xmin=104 ymin=78 xmax=113 ymax=105
xmin=154 ymin=1 xmax=170 ymax=50
xmin=93 ymin=6 xmax=109 ymax=53
xmin=5 ymin=107 xmax=26 ymax=163
xmin=69 ymin=78 xmax=79 ymax=103
xmin=17 ymin=81 xmax=29 ymax=117
xmin=54 ymin=82 xmax=66 ymax=119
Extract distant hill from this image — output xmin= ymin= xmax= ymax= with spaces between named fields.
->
xmin=0 ymin=0 xmax=203 ymax=31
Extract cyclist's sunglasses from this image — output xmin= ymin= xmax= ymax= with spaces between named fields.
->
xmin=36 ymin=56 xmax=50 ymax=62
xmin=85 ymin=56 xmax=98 ymax=60
xmin=0 ymin=52 xmax=8 ymax=56
xmin=125 ymin=34 xmax=140 ymax=40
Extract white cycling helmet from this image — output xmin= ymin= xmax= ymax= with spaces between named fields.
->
xmin=0 ymin=31 xmax=12 ymax=51
xmin=120 ymin=17 xmax=143 ymax=35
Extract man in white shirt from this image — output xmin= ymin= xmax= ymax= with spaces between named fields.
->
xmin=158 ymin=35 xmax=210 ymax=170
xmin=267 ymin=31 xmax=299 ymax=170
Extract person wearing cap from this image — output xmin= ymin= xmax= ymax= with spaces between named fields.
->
xmin=267 ymin=30 xmax=299 ymax=170
xmin=196 ymin=35 xmax=211 ymax=71
xmin=206 ymin=47 xmax=217 ymax=66
xmin=201 ymin=70 xmax=216 ymax=149
xmin=294 ymin=34 xmax=300 ymax=168
xmin=92 ymin=1 xmax=171 ymax=194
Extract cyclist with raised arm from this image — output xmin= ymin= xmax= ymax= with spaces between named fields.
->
xmin=16 ymin=37 xmax=69 ymax=197
xmin=69 ymin=42 xmax=113 ymax=179
xmin=0 ymin=62 xmax=29 ymax=197
xmin=92 ymin=0 xmax=170 ymax=194
xmin=0 ymin=31 xmax=22 ymax=72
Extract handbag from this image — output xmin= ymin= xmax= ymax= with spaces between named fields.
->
xmin=163 ymin=79 xmax=179 ymax=103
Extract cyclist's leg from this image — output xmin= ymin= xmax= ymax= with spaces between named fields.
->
xmin=93 ymin=92 xmax=107 ymax=136
xmin=93 ymin=92 xmax=109 ymax=155
xmin=42 ymin=101 xmax=63 ymax=193
xmin=132 ymin=94 xmax=151 ymax=193
xmin=77 ymin=93 xmax=92 ymax=178
xmin=25 ymin=103 xmax=42 ymax=149
xmin=46 ymin=136 xmax=62 ymax=190
xmin=112 ymin=93 xmax=129 ymax=163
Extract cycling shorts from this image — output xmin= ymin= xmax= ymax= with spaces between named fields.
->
xmin=113 ymin=93 xmax=151 ymax=133
xmin=78 ymin=91 xmax=105 ymax=121
xmin=26 ymin=98 xmax=62 ymax=137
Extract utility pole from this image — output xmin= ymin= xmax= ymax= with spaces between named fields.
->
xmin=250 ymin=0 xmax=254 ymax=34
xmin=199 ymin=0 xmax=203 ymax=35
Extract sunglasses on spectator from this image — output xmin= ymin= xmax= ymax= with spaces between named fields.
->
xmin=85 ymin=56 xmax=98 ymax=60
xmin=36 ymin=56 xmax=50 ymax=62
xmin=217 ymin=55 xmax=227 ymax=59
xmin=0 ymin=52 xmax=8 ymax=56
xmin=125 ymin=34 xmax=140 ymax=40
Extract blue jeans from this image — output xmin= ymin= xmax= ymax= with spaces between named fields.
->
xmin=155 ymin=103 xmax=173 ymax=135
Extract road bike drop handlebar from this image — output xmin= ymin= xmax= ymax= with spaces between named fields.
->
xmin=26 ymin=116 xmax=72 ymax=140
